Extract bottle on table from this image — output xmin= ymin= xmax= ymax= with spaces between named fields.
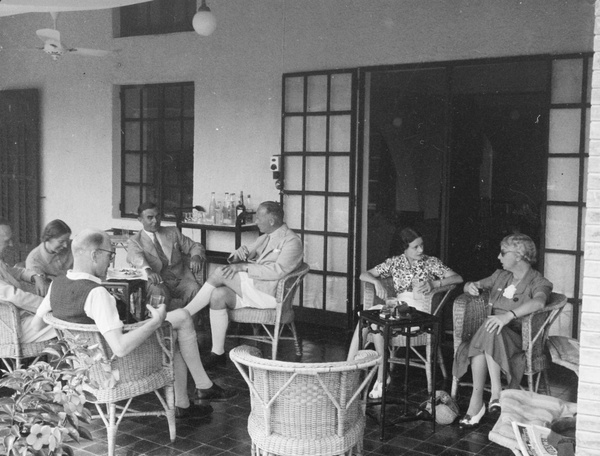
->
xmin=215 ymin=201 xmax=224 ymax=225
xmin=223 ymin=193 xmax=232 ymax=225
xmin=236 ymin=191 xmax=246 ymax=226
xmin=229 ymin=192 xmax=236 ymax=224
xmin=207 ymin=192 xmax=217 ymax=223
xmin=246 ymin=194 xmax=254 ymax=223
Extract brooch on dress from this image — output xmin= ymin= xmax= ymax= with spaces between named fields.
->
xmin=502 ymin=284 xmax=516 ymax=299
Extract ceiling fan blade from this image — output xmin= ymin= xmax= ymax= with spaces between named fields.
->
xmin=36 ymin=28 xmax=60 ymax=42
xmin=68 ymin=47 xmax=112 ymax=57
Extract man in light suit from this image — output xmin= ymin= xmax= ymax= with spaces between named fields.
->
xmin=127 ymin=202 xmax=206 ymax=309
xmin=184 ymin=201 xmax=303 ymax=368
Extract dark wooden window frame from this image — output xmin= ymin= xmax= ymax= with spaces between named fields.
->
xmin=119 ymin=82 xmax=194 ymax=219
xmin=119 ymin=0 xmax=196 ymax=38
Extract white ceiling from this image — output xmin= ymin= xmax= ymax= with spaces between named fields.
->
xmin=0 ymin=0 xmax=152 ymax=17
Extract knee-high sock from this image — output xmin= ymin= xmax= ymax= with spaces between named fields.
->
xmin=177 ymin=325 xmax=213 ymax=390
xmin=173 ymin=350 xmax=190 ymax=408
xmin=184 ymin=283 xmax=215 ymax=316
xmin=210 ymin=308 xmax=229 ymax=355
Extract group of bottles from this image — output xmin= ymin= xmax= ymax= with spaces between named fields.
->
xmin=207 ymin=191 xmax=254 ymax=225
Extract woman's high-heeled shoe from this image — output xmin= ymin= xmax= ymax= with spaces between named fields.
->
xmin=488 ymin=399 xmax=501 ymax=420
xmin=458 ymin=404 xmax=486 ymax=428
xmin=368 ymin=375 xmax=392 ymax=399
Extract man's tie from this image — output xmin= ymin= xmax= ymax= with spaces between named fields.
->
xmin=153 ymin=233 xmax=169 ymax=270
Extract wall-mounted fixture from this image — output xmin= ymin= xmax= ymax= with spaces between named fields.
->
xmin=193 ymin=0 xmax=216 ymax=36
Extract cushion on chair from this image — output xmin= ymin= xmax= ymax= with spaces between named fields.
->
xmin=488 ymin=389 xmax=577 ymax=452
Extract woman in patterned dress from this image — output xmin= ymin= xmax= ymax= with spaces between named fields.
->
xmin=356 ymin=227 xmax=463 ymax=399
xmin=454 ymin=234 xmax=552 ymax=427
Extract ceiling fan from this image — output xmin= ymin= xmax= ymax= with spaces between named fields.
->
xmin=36 ymin=12 xmax=112 ymax=60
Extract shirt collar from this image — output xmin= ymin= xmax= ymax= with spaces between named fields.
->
xmin=143 ymin=229 xmax=160 ymax=240
xmin=66 ymin=270 xmax=102 ymax=284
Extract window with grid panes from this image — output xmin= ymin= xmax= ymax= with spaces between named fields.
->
xmin=119 ymin=0 xmax=196 ymax=37
xmin=120 ymin=82 xmax=194 ymax=219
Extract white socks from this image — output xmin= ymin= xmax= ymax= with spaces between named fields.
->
xmin=184 ymin=283 xmax=215 ymax=316
xmin=209 ymin=308 xmax=229 ymax=355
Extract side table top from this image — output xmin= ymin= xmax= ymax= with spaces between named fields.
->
xmin=360 ymin=308 xmax=439 ymax=327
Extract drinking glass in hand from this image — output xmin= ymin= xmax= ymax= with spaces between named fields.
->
xmin=149 ymin=295 xmax=165 ymax=309
xmin=412 ymin=278 xmax=424 ymax=300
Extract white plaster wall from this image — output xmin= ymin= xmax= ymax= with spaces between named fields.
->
xmin=0 ymin=0 xmax=594 ymax=235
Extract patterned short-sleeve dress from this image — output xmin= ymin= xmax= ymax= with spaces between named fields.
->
xmin=373 ymin=254 xmax=450 ymax=312
xmin=452 ymin=268 xmax=552 ymax=388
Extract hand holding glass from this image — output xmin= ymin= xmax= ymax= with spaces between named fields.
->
xmin=412 ymin=278 xmax=424 ymax=300
xmin=149 ymin=295 xmax=165 ymax=308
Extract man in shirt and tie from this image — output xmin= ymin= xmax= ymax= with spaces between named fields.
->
xmin=184 ymin=201 xmax=303 ymax=368
xmin=127 ymin=202 xmax=206 ymax=309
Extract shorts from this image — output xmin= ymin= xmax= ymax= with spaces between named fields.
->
xmin=21 ymin=314 xmax=57 ymax=343
xmin=235 ymin=272 xmax=277 ymax=309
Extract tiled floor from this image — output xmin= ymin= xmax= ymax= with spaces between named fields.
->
xmin=59 ymin=322 xmax=578 ymax=456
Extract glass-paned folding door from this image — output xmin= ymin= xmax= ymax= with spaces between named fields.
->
xmin=544 ymin=54 xmax=591 ymax=338
xmin=361 ymin=54 xmax=589 ymax=339
xmin=281 ymin=54 xmax=590 ymax=338
xmin=281 ymin=70 xmax=358 ymax=329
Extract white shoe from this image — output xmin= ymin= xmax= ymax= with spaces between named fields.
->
xmin=368 ymin=376 xmax=391 ymax=399
xmin=369 ymin=380 xmax=383 ymax=399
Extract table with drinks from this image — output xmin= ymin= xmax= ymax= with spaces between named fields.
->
xmin=177 ymin=191 xmax=260 ymax=277
xmin=358 ymin=300 xmax=440 ymax=440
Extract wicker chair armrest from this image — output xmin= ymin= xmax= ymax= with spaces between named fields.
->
xmin=424 ymin=284 xmax=458 ymax=316
xmin=0 ymin=299 xmax=24 ymax=343
xmin=452 ymin=291 xmax=489 ymax=353
xmin=230 ymin=344 xmax=380 ymax=372
xmin=521 ymin=292 xmax=567 ymax=353
xmin=44 ymin=313 xmax=174 ymax=371
xmin=275 ymin=262 xmax=310 ymax=302
xmin=362 ymin=277 xmax=395 ymax=309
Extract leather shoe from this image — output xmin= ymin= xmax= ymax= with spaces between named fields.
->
xmin=203 ymin=351 xmax=227 ymax=369
xmin=488 ymin=399 xmax=502 ymax=420
xmin=175 ymin=403 xmax=213 ymax=419
xmin=458 ymin=404 xmax=486 ymax=428
xmin=195 ymin=383 xmax=238 ymax=404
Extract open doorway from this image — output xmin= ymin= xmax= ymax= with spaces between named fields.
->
xmin=449 ymin=92 xmax=546 ymax=281
xmin=366 ymin=67 xmax=447 ymax=268
xmin=365 ymin=59 xmax=549 ymax=283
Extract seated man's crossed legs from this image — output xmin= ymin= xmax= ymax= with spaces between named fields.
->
xmin=164 ymin=308 xmax=236 ymax=418
xmin=185 ymin=266 xmax=272 ymax=369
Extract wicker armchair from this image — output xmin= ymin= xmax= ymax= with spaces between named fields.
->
xmin=450 ymin=291 xmax=567 ymax=398
xmin=227 ymin=262 xmax=309 ymax=359
xmin=43 ymin=313 xmax=176 ymax=456
xmin=230 ymin=345 xmax=380 ymax=456
xmin=0 ymin=299 xmax=56 ymax=371
xmin=362 ymin=278 xmax=457 ymax=393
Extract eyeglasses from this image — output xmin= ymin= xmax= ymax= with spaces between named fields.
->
xmin=500 ymin=250 xmax=518 ymax=257
xmin=96 ymin=248 xmax=116 ymax=260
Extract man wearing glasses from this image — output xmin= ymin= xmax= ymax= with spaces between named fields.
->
xmin=127 ymin=202 xmax=206 ymax=310
xmin=0 ymin=218 xmax=56 ymax=345
xmin=34 ymin=229 xmax=235 ymax=418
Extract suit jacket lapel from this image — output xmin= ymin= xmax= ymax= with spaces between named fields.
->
xmin=141 ymin=230 xmax=171 ymax=263
xmin=249 ymin=235 xmax=269 ymax=261
xmin=256 ymin=226 xmax=286 ymax=262
xmin=156 ymin=229 xmax=173 ymax=262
